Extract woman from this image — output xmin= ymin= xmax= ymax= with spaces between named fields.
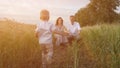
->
xmin=54 ymin=17 xmax=69 ymax=46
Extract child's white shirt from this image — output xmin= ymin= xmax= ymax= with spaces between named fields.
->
xmin=35 ymin=20 xmax=55 ymax=44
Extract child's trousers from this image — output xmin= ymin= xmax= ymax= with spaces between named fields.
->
xmin=40 ymin=44 xmax=53 ymax=68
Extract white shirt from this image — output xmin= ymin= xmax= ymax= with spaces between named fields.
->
xmin=35 ymin=20 xmax=55 ymax=44
xmin=67 ymin=22 xmax=81 ymax=36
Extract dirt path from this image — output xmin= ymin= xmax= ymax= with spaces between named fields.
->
xmin=51 ymin=44 xmax=96 ymax=68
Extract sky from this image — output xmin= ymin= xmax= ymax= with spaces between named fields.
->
xmin=0 ymin=0 xmax=120 ymax=24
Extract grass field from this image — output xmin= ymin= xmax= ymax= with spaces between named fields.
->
xmin=0 ymin=20 xmax=120 ymax=68
xmin=81 ymin=24 xmax=120 ymax=68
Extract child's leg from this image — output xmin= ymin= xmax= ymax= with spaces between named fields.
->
xmin=46 ymin=44 xmax=53 ymax=64
xmin=41 ymin=44 xmax=53 ymax=68
xmin=41 ymin=44 xmax=47 ymax=68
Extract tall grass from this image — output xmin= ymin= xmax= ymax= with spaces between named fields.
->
xmin=81 ymin=24 xmax=120 ymax=68
xmin=0 ymin=20 xmax=120 ymax=68
xmin=0 ymin=21 xmax=41 ymax=68
xmin=66 ymin=40 xmax=81 ymax=68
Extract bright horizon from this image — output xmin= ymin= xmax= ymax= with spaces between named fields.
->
xmin=0 ymin=0 xmax=120 ymax=24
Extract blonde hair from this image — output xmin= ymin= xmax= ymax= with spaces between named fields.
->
xmin=40 ymin=9 xmax=49 ymax=21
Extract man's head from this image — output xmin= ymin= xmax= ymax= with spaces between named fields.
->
xmin=40 ymin=9 xmax=49 ymax=21
xmin=70 ymin=15 xmax=75 ymax=24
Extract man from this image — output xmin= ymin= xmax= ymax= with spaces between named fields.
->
xmin=67 ymin=15 xmax=81 ymax=43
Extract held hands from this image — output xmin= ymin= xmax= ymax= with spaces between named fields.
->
xmin=53 ymin=30 xmax=69 ymax=36
xmin=61 ymin=27 xmax=70 ymax=36
xmin=61 ymin=31 xmax=69 ymax=36
xmin=56 ymin=31 xmax=69 ymax=36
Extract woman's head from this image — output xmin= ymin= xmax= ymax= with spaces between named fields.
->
xmin=56 ymin=17 xmax=63 ymax=26
xmin=40 ymin=9 xmax=49 ymax=21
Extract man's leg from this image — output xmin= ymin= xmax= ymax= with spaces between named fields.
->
xmin=68 ymin=36 xmax=75 ymax=45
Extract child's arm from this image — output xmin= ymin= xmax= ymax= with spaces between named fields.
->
xmin=35 ymin=32 xmax=39 ymax=38
xmin=35 ymin=28 xmax=46 ymax=38
xmin=35 ymin=27 xmax=39 ymax=38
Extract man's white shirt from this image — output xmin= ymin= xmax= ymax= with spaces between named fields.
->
xmin=66 ymin=22 xmax=81 ymax=36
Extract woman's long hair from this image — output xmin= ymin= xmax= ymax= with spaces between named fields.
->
xmin=55 ymin=17 xmax=63 ymax=26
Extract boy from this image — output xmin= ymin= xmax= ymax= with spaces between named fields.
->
xmin=35 ymin=9 xmax=54 ymax=68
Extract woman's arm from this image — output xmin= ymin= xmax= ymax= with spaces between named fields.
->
xmin=51 ymin=24 xmax=69 ymax=36
xmin=53 ymin=30 xmax=69 ymax=36
xmin=63 ymin=26 xmax=70 ymax=36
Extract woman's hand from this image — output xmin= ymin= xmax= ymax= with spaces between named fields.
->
xmin=61 ymin=32 xmax=69 ymax=36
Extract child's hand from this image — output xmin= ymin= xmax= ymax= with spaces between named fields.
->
xmin=35 ymin=32 xmax=39 ymax=38
xmin=36 ymin=33 xmax=38 ymax=38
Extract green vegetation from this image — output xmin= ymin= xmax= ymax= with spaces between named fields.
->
xmin=75 ymin=0 xmax=120 ymax=26
xmin=0 ymin=20 xmax=41 ymax=68
xmin=0 ymin=20 xmax=120 ymax=68
xmin=81 ymin=24 xmax=120 ymax=68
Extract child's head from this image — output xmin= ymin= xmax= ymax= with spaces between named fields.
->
xmin=40 ymin=9 xmax=49 ymax=21
xmin=56 ymin=17 xmax=63 ymax=26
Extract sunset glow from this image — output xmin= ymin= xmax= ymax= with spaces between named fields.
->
xmin=0 ymin=0 xmax=90 ymax=24
xmin=0 ymin=0 xmax=120 ymax=24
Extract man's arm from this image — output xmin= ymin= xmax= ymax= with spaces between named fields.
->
xmin=77 ymin=23 xmax=81 ymax=33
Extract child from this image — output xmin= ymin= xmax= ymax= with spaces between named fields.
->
xmin=35 ymin=9 xmax=54 ymax=68
xmin=54 ymin=17 xmax=69 ymax=46
xmin=35 ymin=10 xmax=65 ymax=68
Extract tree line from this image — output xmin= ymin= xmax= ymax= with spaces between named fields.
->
xmin=75 ymin=0 xmax=120 ymax=27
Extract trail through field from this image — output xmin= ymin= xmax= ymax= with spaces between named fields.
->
xmin=50 ymin=44 xmax=96 ymax=68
